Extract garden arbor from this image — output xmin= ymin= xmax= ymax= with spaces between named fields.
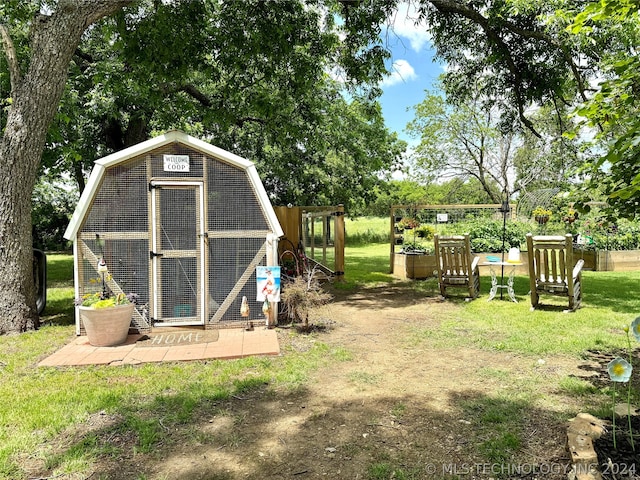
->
xmin=390 ymin=204 xmax=515 ymax=275
xmin=274 ymin=205 xmax=345 ymax=279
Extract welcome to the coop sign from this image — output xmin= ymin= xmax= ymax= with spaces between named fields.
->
xmin=163 ymin=154 xmax=190 ymax=172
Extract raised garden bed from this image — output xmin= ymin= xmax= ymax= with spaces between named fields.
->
xmin=393 ymin=252 xmax=437 ymax=280
xmin=393 ymin=252 xmax=529 ymax=279
xmin=392 ymin=249 xmax=640 ymax=280
xmin=591 ymin=249 xmax=640 ymax=271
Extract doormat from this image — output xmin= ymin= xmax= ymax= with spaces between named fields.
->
xmin=136 ymin=329 xmax=219 ymax=347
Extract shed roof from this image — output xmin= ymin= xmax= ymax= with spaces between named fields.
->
xmin=64 ymin=130 xmax=283 ymax=240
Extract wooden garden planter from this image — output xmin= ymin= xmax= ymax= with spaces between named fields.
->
xmin=392 ymin=249 xmax=640 ymax=279
xmin=593 ymin=249 xmax=640 ymax=271
xmin=393 ymin=253 xmax=437 ymax=279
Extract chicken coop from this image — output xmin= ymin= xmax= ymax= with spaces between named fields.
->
xmin=64 ymin=130 xmax=283 ymax=335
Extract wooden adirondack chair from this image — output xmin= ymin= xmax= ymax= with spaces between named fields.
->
xmin=526 ymin=233 xmax=584 ymax=311
xmin=434 ymin=234 xmax=480 ymax=299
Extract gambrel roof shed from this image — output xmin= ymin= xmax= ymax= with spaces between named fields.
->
xmin=65 ymin=130 xmax=283 ymax=334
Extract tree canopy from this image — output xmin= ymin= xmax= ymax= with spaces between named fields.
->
xmin=406 ymin=89 xmax=585 ymax=204
xmin=41 ymin=0 xmax=405 ymax=211
xmin=566 ymin=0 xmax=640 ymax=218
xmin=406 ymin=90 xmax=513 ymax=203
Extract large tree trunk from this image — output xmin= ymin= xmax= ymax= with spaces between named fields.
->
xmin=0 ymin=0 xmax=132 ymax=334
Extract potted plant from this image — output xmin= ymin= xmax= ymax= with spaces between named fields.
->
xmin=562 ymin=207 xmax=579 ymax=225
xmin=75 ymin=258 xmax=138 ymax=347
xmin=396 ymin=217 xmax=420 ymax=231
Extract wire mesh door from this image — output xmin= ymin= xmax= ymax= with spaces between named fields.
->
xmin=151 ymin=182 xmax=205 ymax=326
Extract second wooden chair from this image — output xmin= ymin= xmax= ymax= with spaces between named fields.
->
xmin=434 ymin=234 xmax=480 ymax=300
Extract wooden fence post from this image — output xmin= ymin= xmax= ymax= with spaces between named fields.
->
xmin=334 ymin=205 xmax=345 ymax=280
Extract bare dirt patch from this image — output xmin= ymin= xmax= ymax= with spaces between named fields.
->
xmin=28 ymin=282 xmax=598 ymax=479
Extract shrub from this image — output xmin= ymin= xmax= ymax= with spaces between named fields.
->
xmin=580 ymin=217 xmax=640 ymax=251
xmin=280 ymin=275 xmax=332 ymax=329
xmin=32 ymin=181 xmax=76 ymax=251
xmin=400 ymin=241 xmax=434 ymax=254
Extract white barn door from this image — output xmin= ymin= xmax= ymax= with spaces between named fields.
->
xmin=150 ymin=181 xmax=206 ymax=326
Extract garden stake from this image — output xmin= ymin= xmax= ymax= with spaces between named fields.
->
xmin=624 ymin=325 xmax=636 ymax=451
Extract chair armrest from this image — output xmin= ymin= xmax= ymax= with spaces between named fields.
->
xmin=573 ymin=259 xmax=585 ymax=280
xmin=471 ymin=256 xmax=480 ymax=271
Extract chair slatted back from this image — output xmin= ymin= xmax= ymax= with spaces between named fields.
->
xmin=526 ymin=233 xmax=583 ymax=310
xmin=435 ymin=235 xmax=472 ymax=278
xmin=527 ymin=233 xmax=576 ymax=291
xmin=434 ymin=234 xmax=479 ymax=298
xmin=532 ymin=236 xmax=570 ymax=286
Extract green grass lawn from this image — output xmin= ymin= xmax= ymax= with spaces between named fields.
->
xmin=1 ymin=248 xmax=639 ymax=479
xmin=338 ymin=244 xmax=640 ymax=357
xmin=344 ymin=216 xmax=389 ymax=245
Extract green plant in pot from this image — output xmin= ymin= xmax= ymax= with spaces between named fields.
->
xmin=75 ymin=258 xmax=138 ymax=347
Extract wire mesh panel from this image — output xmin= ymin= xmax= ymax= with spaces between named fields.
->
xmin=207 ymin=237 xmax=267 ymax=327
xmin=207 ymin=162 xmax=269 ymax=231
xmin=159 ymin=256 xmax=199 ymax=319
xmin=78 ymin=157 xmax=151 ymax=332
xmin=83 ymin=162 xmax=149 ymax=232
xmin=204 ymin=158 xmax=272 ymax=327
xmin=159 ymin=188 xmax=198 ymax=251
xmin=150 ymin=147 xmax=205 ymax=178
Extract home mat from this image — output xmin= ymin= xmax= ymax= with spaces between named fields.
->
xmin=136 ymin=329 xmax=219 ymax=347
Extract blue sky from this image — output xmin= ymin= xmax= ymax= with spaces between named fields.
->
xmin=377 ymin=4 xmax=445 ymax=145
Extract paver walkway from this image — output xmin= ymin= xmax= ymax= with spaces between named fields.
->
xmin=38 ymin=327 xmax=280 ymax=367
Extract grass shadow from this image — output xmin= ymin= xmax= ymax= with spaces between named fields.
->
xmin=22 ymin=382 xmax=574 ymax=480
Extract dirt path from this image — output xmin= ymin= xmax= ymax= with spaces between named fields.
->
xmin=143 ymin=283 xmax=584 ymax=479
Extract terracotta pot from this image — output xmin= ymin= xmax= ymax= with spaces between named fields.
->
xmin=79 ymin=303 xmax=134 ymax=347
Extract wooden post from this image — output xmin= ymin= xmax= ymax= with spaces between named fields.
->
xmin=265 ymin=233 xmax=279 ymax=327
xmin=321 ymin=214 xmax=327 ymax=264
xmin=334 ymin=205 xmax=345 ymax=280
xmin=310 ymin=212 xmax=315 ymax=259
xmin=389 ymin=206 xmax=396 ymax=274
xmin=274 ymin=206 xmax=301 ymax=247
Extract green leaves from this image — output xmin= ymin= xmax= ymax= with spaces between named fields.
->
xmin=561 ymin=0 xmax=640 ymax=217
xmin=37 ymin=0 xmax=405 ymax=212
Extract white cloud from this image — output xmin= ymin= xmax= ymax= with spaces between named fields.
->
xmin=381 ymin=59 xmax=417 ymax=87
xmin=385 ymin=1 xmax=431 ymax=53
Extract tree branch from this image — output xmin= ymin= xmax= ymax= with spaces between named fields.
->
xmin=179 ymin=84 xmax=213 ymax=107
xmin=173 ymin=83 xmax=266 ymax=127
xmin=0 ymin=24 xmax=21 ymax=94
xmin=428 ymin=0 xmax=549 ymax=137
xmin=497 ymin=22 xmax=589 ymax=103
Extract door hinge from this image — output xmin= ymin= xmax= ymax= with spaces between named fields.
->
xmin=150 ymin=251 xmax=164 ymax=259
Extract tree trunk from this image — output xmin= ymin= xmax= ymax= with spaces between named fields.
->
xmin=0 ymin=0 xmax=132 ymax=334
